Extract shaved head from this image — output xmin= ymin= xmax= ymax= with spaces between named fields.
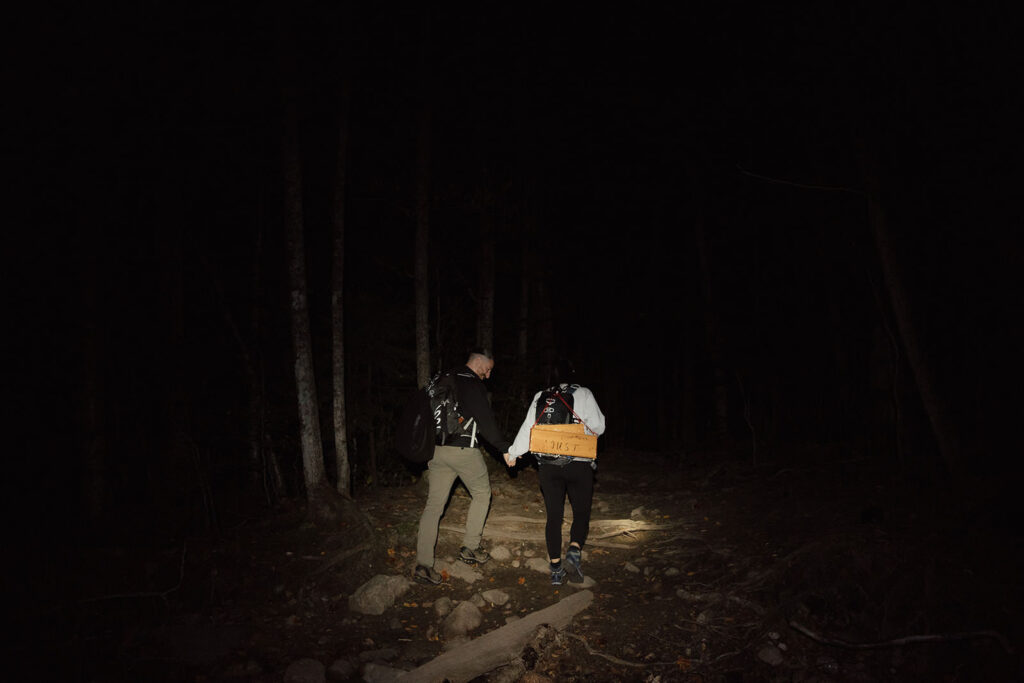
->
xmin=467 ymin=348 xmax=495 ymax=379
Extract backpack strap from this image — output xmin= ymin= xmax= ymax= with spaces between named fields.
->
xmin=532 ymin=386 xmax=595 ymax=434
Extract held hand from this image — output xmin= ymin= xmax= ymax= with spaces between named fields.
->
xmin=503 ymin=452 xmax=517 ymax=467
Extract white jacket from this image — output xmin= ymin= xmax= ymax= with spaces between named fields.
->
xmin=509 ymin=384 xmax=606 ymax=459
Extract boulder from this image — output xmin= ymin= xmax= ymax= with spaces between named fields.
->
xmin=349 ymin=575 xmax=412 ymax=616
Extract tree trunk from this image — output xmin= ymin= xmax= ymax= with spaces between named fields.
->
xmin=414 ymin=16 xmax=432 ymax=388
xmin=476 ymin=211 xmax=495 ymax=352
xmin=694 ymin=213 xmax=729 ymax=444
xmin=248 ymin=217 xmax=267 ymax=496
xmin=517 ymin=238 xmax=529 ymax=362
xmin=864 ymin=171 xmax=959 ymax=476
xmin=80 ymin=251 xmax=106 ymax=527
xmin=680 ymin=335 xmax=698 ymax=449
xmin=331 ymin=76 xmax=352 ymax=498
xmin=535 ymin=276 xmax=555 ymax=385
xmin=283 ymin=100 xmax=328 ymax=508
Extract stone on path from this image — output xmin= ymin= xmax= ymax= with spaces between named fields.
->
xmin=481 ymin=589 xmax=510 ymax=606
xmin=443 ymin=600 xmax=483 ymax=637
xmin=361 ymin=661 xmax=405 ymax=682
xmin=526 ymin=557 xmax=549 ymax=573
xmin=489 ymin=545 xmax=512 ymax=561
xmin=327 ymin=658 xmax=355 ymax=680
xmin=284 ymin=658 xmax=325 ymax=683
xmin=349 ymin=575 xmax=412 ymax=615
xmin=757 ymin=644 xmax=784 ymax=666
xmin=433 ymin=596 xmax=453 ymax=618
xmin=436 ymin=559 xmax=483 ymax=584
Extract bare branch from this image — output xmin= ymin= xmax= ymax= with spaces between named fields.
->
xmin=789 ymin=621 xmax=1013 ymax=655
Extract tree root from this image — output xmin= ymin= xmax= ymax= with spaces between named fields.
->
xmin=789 ymin=620 xmax=1014 ymax=656
xmin=307 ymin=541 xmax=373 ymax=577
xmin=563 ymin=631 xmax=682 ymax=668
xmin=79 ymin=542 xmax=188 ymax=606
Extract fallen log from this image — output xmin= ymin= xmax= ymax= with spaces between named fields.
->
xmin=397 ymin=589 xmax=594 ymax=683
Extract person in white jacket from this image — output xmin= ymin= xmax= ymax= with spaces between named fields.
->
xmin=505 ymin=361 xmax=605 ymax=585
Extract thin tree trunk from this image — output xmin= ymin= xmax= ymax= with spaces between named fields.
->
xmin=681 ymin=335 xmax=697 ymax=449
xmin=535 ymin=276 xmax=555 ymax=385
xmin=283 ymin=100 xmax=328 ymax=507
xmin=865 ymin=172 xmax=959 ymax=475
xmin=476 ymin=211 xmax=495 ymax=352
xmin=157 ymin=216 xmax=188 ymax=490
xmin=248 ymin=215 xmax=266 ymax=494
xmin=81 ymin=251 xmax=105 ymax=526
xmin=266 ymin=431 xmax=287 ymax=501
xmin=694 ymin=213 xmax=729 ymax=443
xmin=205 ymin=212 xmax=273 ymax=501
xmin=414 ymin=16 xmax=432 ymax=388
xmin=518 ymin=238 xmax=529 ymax=362
xmin=331 ymin=76 xmax=352 ymax=498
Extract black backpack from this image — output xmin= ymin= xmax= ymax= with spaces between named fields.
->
xmin=535 ymin=384 xmax=579 ymax=425
xmin=396 ymin=370 xmax=468 ymax=463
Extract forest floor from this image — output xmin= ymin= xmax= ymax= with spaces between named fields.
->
xmin=22 ymin=447 xmax=1024 ymax=682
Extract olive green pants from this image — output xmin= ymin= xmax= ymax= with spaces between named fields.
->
xmin=416 ymin=445 xmax=492 ymax=568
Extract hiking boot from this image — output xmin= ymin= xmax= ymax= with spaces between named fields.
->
xmin=459 ymin=546 xmax=491 ymax=565
xmin=413 ymin=564 xmax=442 ymax=585
xmin=550 ymin=562 xmax=567 ymax=586
xmin=565 ymin=546 xmax=584 ymax=583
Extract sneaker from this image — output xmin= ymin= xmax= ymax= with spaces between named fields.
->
xmin=550 ymin=562 xmax=567 ymax=586
xmin=565 ymin=546 xmax=584 ymax=583
xmin=459 ymin=546 xmax=491 ymax=565
xmin=413 ymin=564 xmax=442 ymax=585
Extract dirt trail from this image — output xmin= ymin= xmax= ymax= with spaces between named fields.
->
xmin=45 ymin=449 xmax=1023 ymax=681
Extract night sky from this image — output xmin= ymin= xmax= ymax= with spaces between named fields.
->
xmin=11 ymin=5 xmax=1022 ymax=537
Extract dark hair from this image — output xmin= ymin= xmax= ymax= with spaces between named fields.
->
xmin=552 ymin=359 xmax=577 ymax=384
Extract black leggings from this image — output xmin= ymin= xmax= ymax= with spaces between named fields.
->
xmin=538 ymin=461 xmax=594 ymax=560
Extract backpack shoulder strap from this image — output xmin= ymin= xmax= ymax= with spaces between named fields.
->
xmin=533 ymin=384 xmax=594 ymax=432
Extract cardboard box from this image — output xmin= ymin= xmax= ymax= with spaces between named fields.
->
xmin=529 ymin=423 xmax=597 ymax=459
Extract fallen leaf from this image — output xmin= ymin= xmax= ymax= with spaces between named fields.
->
xmin=517 ymin=576 xmax=525 ymax=585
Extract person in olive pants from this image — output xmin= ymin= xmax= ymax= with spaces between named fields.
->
xmin=414 ymin=349 xmax=511 ymax=585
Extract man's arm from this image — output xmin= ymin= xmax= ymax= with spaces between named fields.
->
xmin=459 ymin=376 xmax=511 ymax=453
xmin=509 ymin=391 xmax=542 ymax=458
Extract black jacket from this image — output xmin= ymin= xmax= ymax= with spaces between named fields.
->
xmin=450 ymin=366 xmax=510 ymax=453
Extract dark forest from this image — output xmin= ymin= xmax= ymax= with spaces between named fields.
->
xmin=9 ymin=4 xmax=1023 ymax=682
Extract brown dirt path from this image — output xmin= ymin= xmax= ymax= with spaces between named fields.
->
xmin=48 ymin=448 xmax=1023 ymax=682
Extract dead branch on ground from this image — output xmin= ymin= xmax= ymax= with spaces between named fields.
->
xmin=79 ymin=542 xmax=188 ymax=606
xmin=396 ymin=590 xmax=594 ymax=682
xmin=789 ymin=621 xmax=1013 ymax=656
xmin=307 ymin=541 xmax=373 ymax=577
